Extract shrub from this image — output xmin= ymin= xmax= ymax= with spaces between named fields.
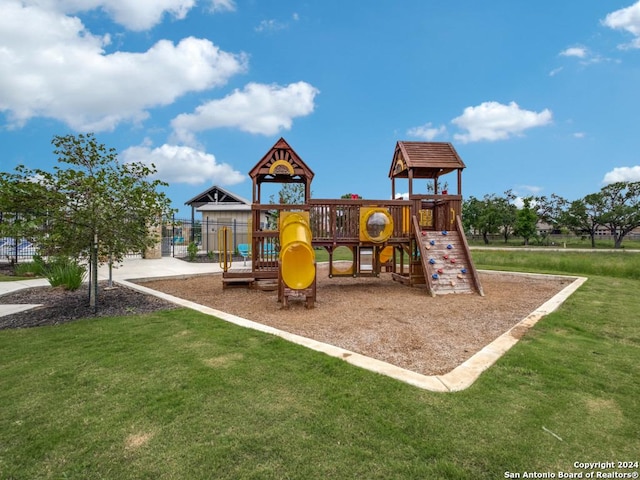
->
xmin=45 ymin=257 xmax=87 ymax=290
xmin=187 ymin=242 xmax=198 ymax=262
xmin=14 ymin=255 xmax=47 ymax=277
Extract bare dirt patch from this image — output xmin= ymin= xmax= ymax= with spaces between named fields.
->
xmin=139 ymin=266 xmax=573 ymax=375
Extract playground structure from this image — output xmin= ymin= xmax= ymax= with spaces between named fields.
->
xmin=220 ymin=138 xmax=484 ymax=307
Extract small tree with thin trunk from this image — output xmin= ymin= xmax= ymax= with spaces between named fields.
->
xmin=514 ymin=197 xmax=538 ymax=246
xmin=2 ymin=133 xmax=173 ymax=310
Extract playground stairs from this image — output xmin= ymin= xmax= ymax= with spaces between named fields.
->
xmin=414 ymin=226 xmax=483 ymax=296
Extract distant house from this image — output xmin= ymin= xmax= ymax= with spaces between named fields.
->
xmin=185 ymin=185 xmax=268 ymax=252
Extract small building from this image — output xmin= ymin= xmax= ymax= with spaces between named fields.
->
xmin=185 ymin=185 xmax=268 ymax=252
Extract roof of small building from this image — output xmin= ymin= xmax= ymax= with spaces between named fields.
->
xmin=185 ymin=185 xmax=251 ymax=208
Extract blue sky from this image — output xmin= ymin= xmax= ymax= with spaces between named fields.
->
xmin=1 ymin=0 xmax=640 ymax=217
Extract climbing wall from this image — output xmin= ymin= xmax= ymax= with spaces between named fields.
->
xmin=417 ymin=230 xmax=476 ymax=295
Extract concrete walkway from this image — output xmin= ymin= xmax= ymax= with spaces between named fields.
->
xmin=0 ymin=257 xmax=587 ymax=392
xmin=0 ymin=257 xmax=222 ymax=297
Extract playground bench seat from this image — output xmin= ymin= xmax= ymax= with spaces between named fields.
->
xmin=237 ymin=243 xmax=251 ymax=265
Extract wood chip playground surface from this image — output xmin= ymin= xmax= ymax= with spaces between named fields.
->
xmin=140 ymin=265 xmax=574 ymax=377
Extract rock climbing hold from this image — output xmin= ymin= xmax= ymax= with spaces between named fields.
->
xmin=437 ymin=268 xmax=444 ymax=274
xmin=432 ymin=273 xmax=439 ymax=280
xmin=442 ymin=230 xmax=448 ymax=235
xmin=421 ymin=231 xmax=426 ymax=236
xmin=450 ymin=280 xmax=456 ymax=286
xmin=429 ymin=239 xmax=436 ymax=245
xmin=461 ymin=268 xmax=467 ymax=274
xmin=457 ymin=273 xmax=463 ymax=279
xmin=450 ymin=258 xmax=456 ymax=263
xmin=429 ymin=258 xmax=436 ymax=264
xmin=446 ymin=244 xmax=453 ymax=249
xmin=443 ymin=254 xmax=449 ymax=260
xmin=426 ymin=245 xmax=431 ymax=250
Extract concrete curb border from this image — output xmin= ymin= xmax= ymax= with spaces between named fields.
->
xmin=120 ymin=270 xmax=587 ymax=392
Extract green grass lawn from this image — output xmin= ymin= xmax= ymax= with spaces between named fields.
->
xmin=1 ymin=252 xmax=638 ymax=479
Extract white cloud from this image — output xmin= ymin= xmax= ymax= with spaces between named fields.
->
xmin=452 ymin=101 xmax=552 ymax=143
xmin=549 ymin=67 xmax=564 ymax=77
xmin=407 ymin=123 xmax=446 ymax=141
xmin=209 ymin=0 xmax=236 ymax=13
xmin=515 ymin=185 xmax=543 ymax=195
xmin=602 ymin=166 xmax=640 ymax=184
xmin=512 ymin=195 xmax=540 ymax=209
xmin=172 ymin=82 xmax=319 ymax=142
xmin=557 ymin=45 xmax=611 ymax=69
xmin=255 ymin=19 xmax=288 ymax=33
xmin=22 ymin=0 xmax=197 ymax=31
xmin=602 ymin=1 xmax=640 ymax=49
xmin=0 ymin=2 xmax=248 ymax=131
xmin=573 ymin=132 xmax=586 ymax=139
xmin=121 ymin=143 xmax=245 ymax=186
xmin=560 ymin=46 xmax=588 ymax=58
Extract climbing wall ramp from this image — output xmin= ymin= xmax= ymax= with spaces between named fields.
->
xmin=413 ymin=216 xmax=484 ymax=296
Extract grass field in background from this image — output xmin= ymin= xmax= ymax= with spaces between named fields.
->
xmin=467 ymin=235 xmax=640 ymax=250
xmin=0 ymin=251 xmax=638 ymax=478
xmin=472 ymin=249 xmax=640 ymax=280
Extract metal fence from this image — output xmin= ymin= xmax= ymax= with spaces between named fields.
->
xmin=161 ymin=217 xmax=250 ymax=258
xmin=0 ymin=237 xmax=39 ymax=262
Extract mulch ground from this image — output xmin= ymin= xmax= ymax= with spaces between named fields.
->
xmin=0 ymin=281 xmax=177 ymax=330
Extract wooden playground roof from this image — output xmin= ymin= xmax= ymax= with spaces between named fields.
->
xmin=249 ymin=137 xmax=314 ymax=184
xmin=389 ymin=142 xmax=466 ymax=179
xmin=249 ymin=137 xmax=314 ymax=203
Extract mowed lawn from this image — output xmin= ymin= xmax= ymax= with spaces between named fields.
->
xmin=0 ymin=252 xmax=638 ymax=479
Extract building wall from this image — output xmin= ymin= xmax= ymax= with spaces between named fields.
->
xmin=200 ymin=209 xmax=268 ymax=253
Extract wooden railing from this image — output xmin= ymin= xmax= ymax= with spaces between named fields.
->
xmin=455 ymin=214 xmax=484 ymax=296
xmin=410 ymin=195 xmax=462 ymax=232
xmin=308 ymin=199 xmax=413 ymax=246
xmin=249 ymin=196 xmax=462 ymax=255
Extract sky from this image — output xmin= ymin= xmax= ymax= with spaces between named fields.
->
xmin=1 ymin=0 xmax=640 ymax=217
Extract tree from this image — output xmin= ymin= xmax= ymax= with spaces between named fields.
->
xmin=267 ymin=183 xmax=307 ymax=229
xmin=513 ymin=197 xmax=538 ymax=245
xmin=2 ymin=133 xmax=173 ymax=310
xmin=462 ymin=194 xmax=503 ymax=244
xmin=270 ymin=183 xmax=306 ymax=205
xmin=598 ymin=181 xmax=640 ymax=249
xmin=496 ymin=190 xmax=518 ymax=243
xmin=537 ymin=193 xmax=568 ymax=231
xmin=564 ymin=196 xmax=604 ymax=248
xmin=0 ymin=168 xmax=50 ymax=256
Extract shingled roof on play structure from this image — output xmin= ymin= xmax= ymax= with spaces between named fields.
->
xmin=389 ymin=141 xmax=466 ymax=180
